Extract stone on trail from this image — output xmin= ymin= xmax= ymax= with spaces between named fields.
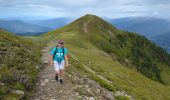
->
xmin=12 ymin=90 xmax=24 ymax=94
xmin=11 ymin=90 xmax=25 ymax=99
xmin=41 ymin=83 xmax=46 ymax=86
xmin=44 ymin=60 xmax=49 ymax=64
xmin=89 ymin=97 xmax=95 ymax=100
xmin=44 ymin=79 xmax=49 ymax=83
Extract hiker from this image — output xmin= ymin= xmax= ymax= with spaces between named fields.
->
xmin=50 ymin=40 xmax=69 ymax=84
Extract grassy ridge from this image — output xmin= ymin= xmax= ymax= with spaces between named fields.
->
xmin=54 ymin=15 xmax=170 ymax=84
xmin=43 ymin=29 xmax=170 ymax=99
xmin=42 ymin=15 xmax=170 ymax=99
xmin=0 ymin=29 xmax=42 ymax=99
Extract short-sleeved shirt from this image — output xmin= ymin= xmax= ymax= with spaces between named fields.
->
xmin=50 ymin=47 xmax=68 ymax=62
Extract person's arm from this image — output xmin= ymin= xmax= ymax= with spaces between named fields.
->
xmin=50 ymin=55 xmax=53 ymax=66
xmin=50 ymin=47 xmax=55 ymax=66
xmin=64 ymin=55 xmax=69 ymax=67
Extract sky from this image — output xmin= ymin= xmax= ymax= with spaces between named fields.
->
xmin=0 ymin=0 xmax=170 ymax=20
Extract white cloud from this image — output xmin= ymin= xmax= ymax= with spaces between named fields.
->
xmin=0 ymin=0 xmax=170 ymax=20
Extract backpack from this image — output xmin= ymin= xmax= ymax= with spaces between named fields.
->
xmin=53 ymin=46 xmax=65 ymax=62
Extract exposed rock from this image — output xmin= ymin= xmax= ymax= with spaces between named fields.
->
xmin=114 ymin=91 xmax=127 ymax=96
xmin=11 ymin=90 xmax=25 ymax=99
xmin=0 ymin=82 xmax=5 ymax=86
xmin=44 ymin=79 xmax=49 ymax=83
xmin=89 ymin=97 xmax=95 ymax=100
xmin=75 ymin=92 xmax=79 ymax=96
xmin=11 ymin=90 xmax=25 ymax=95
xmin=96 ymin=89 xmax=101 ymax=94
xmin=84 ymin=85 xmax=89 ymax=88
xmin=41 ymin=83 xmax=46 ymax=86
xmin=59 ymin=90 xmax=63 ymax=93
xmin=50 ymin=99 xmax=56 ymax=100
xmin=114 ymin=91 xmax=132 ymax=99
xmin=105 ymin=92 xmax=114 ymax=100
xmin=86 ymin=88 xmax=91 ymax=93
xmin=35 ymin=66 xmax=39 ymax=69
xmin=77 ymin=95 xmax=82 ymax=99
xmin=44 ymin=60 xmax=49 ymax=64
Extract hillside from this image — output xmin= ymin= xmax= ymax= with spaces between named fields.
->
xmin=0 ymin=29 xmax=42 ymax=99
xmin=42 ymin=14 xmax=170 ymax=99
xmin=0 ymin=20 xmax=51 ymax=35
xmin=108 ymin=17 xmax=170 ymax=53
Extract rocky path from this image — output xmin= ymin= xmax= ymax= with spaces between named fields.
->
xmin=30 ymin=46 xmax=76 ymax=100
xmin=30 ymin=45 xmax=130 ymax=100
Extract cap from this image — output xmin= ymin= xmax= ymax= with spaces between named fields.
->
xmin=58 ymin=40 xmax=64 ymax=45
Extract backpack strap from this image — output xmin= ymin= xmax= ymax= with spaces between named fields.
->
xmin=53 ymin=46 xmax=58 ymax=61
xmin=62 ymin=46 xmax=65 ymax=58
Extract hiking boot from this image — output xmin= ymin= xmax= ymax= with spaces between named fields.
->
xmin=55 ymin=75 xmax=58 ymax=81
xmin=59 ymin=79 xmax=63 ymax=84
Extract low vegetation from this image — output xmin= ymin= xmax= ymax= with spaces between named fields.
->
xmin=1 ymin=14 xmax=170 ymax=99
xmin=0 ymin=29 xmax=42 ymax=99
xmin=43 ymin=14 xmax=170 ymax=99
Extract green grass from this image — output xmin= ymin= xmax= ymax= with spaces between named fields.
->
xmin=42 ymin=24 xmax=170 ymax=99
xmin=55 ymin=15 xmax=170 ymax=85
xmin=1 ymin=14 xmax=170 ymax=100
xmin=0 ymin=29 xmax=43 ymax=99
xmin=115 ymin=96 xmax=130 ymax=100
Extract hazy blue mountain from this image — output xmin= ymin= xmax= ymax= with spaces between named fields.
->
xmin=108 ymin=17 xmax=170 ymax=37
xmin=107 ymin=17 xmax=170 ymax=53
xmin=0 ymin=20 xmax=52 ymax=35
xmin=28 ymin=18 xmax=73 ymax=29
xmin=150 ymin=31 xmax=170 ymax=53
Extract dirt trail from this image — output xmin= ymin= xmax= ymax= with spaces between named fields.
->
xmin=84 ymin=20 xmax=91 ymax=33
xmin=30 ymin=46 xmax=76 ymax=100
xmin=30 ymin=43 xmax=119 ymax=100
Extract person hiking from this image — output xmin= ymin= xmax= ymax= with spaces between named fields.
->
xmin=50 ymin=40 xmax=69 ymax=84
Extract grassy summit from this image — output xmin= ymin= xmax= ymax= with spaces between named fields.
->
xmin=43 ymin=14 xmax=170 ymax=99
xmin=0 ymin=29 xmax=42 ymax=99
xmin=46 ymin=14 xmax=170 ymax=84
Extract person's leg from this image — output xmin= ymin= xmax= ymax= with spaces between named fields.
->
xmin=59 ymin=69 xmax=64 ymax=79
xmin=54 ymin=61 xmax=60 ymax=81
xmin=59 ymin=61 xmax=65 ymax=84
xmin=55 ymin=72 xmax=59 ymax=81
xmin=59 ymin=69 xmax=64 ymax=84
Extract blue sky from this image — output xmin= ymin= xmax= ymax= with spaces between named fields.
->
xmin=0 ymin=0 xmax=170 ymax=20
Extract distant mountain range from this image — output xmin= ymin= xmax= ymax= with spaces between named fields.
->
xmin=0 ymin=17 xmax=170 ymax=52
xmin=150 ymin=31 xmax=170 ymax=52
xmin=0 ymin=20 xmax=52 ymax=36
xmin=0 ymin=18 xmax=72 ymax=36
xmin=27 ymin=18 xmax=73 ymax=29
xmin=107 ymin=17 xmax=170 ymax=52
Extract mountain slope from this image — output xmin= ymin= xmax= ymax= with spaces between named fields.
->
xmin=0 ymin=20 xmax=52 ymax=35
xmin=50 ymin=14 xmax=170 ymax=84
xmin=0 ymin=29 xmax=42 ymax=99
xmin=109 ymin=17 xmax=170 ymax=53
xmin=42 ymin=14 xmax=170 ymax=99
